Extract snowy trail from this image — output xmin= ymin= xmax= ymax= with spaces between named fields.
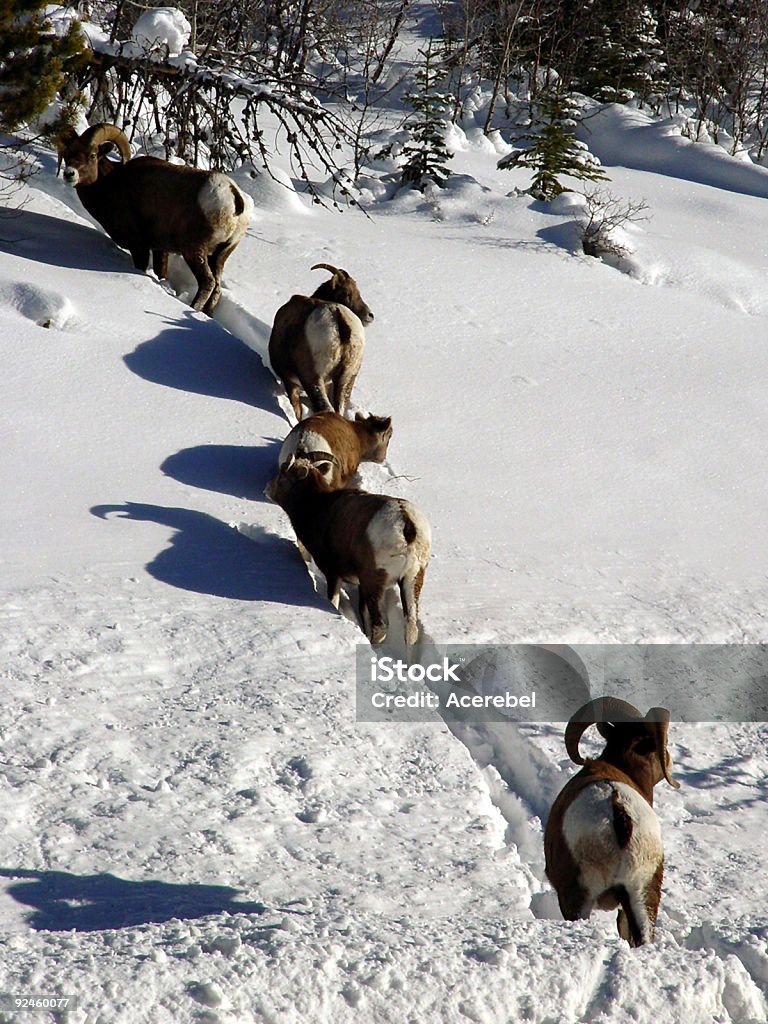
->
xmin=180 ymin=178 xmax=768 ymax=1022
xmin=1 ymin=121 xmax=767 ymax=1022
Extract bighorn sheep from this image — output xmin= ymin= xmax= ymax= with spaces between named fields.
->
xmin=58 ymin=123 xmax=251 ymax=314
xmin=268 ymin=264 xmax=374 ymax=421
xmin=544 ymin=697 xmax=680 ymax=947
xmin=267 ymin=460 xmax=430 ymax=645
xmin=278 ymin=411 xmax=393 ymax=489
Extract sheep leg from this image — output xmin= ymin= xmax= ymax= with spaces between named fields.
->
xmin=207 ymin=241 xmax=230 ymax=278
xmin=360 ymin=574 xmax=387 ymax=645
xmin=557 ymin=883 xmax=591 ymax=921
xmin=325 ymin=574 xmax=341 ymax=610
xmin=130 ymin=247 xmax=150 ymax=272
xmin=641 ymin=862 xmax=664 ymax=938
xmin=205 ymin=239 xmax=238 ymax=308
xmin=203 ymin=284 xmax=223 ymax=317
xmin=152 ymin=249 xmax=168 ymax=279
xmin=399 ymin=572 xmax=421 ymax=646
xmin=305 ymin=381 xmax=334 ymax=414
xmin=615 ymin=885 xmax=653 ymax=946
xmin=358 ymin=589 xmax=372 ymax=638
xmin=333 ymin=367 xmax=359 ymax=416
xmin=183 ymin=250 xmax=217 ymax=313
xmin=201 ymin=242 xmax=234 ymax=315
xmin=280 ymin=379 xmax=304 ymax=422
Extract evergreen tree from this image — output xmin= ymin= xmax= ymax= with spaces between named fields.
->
xmin=0 ymin=0 xmax=86 ymax=133
xmin=499 ymin=93 xmax=608 ymax=201
xmin=574 ymin=0 xmax=665 ymax=104
xmin=400 ymin=39 xmax=453 ymax=190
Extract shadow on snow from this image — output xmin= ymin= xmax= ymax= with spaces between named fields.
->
xmin=161 ymin=439 xmax=282 ymax=504
xmin=0 ymin=208 xmax=133 ymax=272
xmin=0 ymin=867 xmax=265 ymax=932
xmin=90 ymin=501 xmax=325 ymax=608
xmin=124 ymin=310 xmax=278 ymax=413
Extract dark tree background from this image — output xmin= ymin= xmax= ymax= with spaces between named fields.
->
xmin=3 ymin=0 xmax=768 ymax=199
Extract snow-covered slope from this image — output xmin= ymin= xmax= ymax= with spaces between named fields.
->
xmin=0 ymin=102 xmax=766 ymax=1022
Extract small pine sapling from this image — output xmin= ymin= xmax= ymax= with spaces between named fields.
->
xmin=499 ymin=93 xmax=608 ymax=201
xmin=400 ymin=39 xmax=453 ymax=191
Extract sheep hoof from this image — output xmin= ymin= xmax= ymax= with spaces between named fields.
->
xmin=405 ymin=622 xmax=419 ymax=646
xmin=371 ymin=625 xmax=387 ymax=645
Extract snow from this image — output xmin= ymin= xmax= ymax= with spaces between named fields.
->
xmin=128 ymin=8 xmax=191 ymax=59
xmin=0 ymin=80 xmax=767 ymax=1024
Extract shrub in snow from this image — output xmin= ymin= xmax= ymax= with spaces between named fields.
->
xmin=130 ymin=8 xmax=190 ymax=57
xmin=498 ymin=93 xmax=608 ymax=201
xmin=400 ymin=40 xmax=453 ymax=191
xmin=579 ymin=188 xmax=649 ymax=260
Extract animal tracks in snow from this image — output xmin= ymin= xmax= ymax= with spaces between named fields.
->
xmin=0 ymin=281 xmax=79 ymax=330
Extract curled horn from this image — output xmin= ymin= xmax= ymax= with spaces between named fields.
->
xmin=311 ymin=263 xmax=340 ymax=276
xmin=645 ymin=707 xmax=681 ymax=788
xmin=303 ymin=450 xmax=340 ymax=467
xmin=80 ymin=123 xmax=132 ymax=164
xmin=564 ymin=696 xmax=643 ymax=766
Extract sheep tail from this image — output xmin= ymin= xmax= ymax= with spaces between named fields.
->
xmin=611 ymin=789 xmax=633 ymax=848
xmin=230 ymin=183 xmax=245 ymax=216
xmin=402 ymin=509 xmax=417 ymax=545
xmin=334 ymin=307 xmax=353 ymax=346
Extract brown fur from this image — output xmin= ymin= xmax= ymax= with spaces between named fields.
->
xmin=267 ymin=462 xmax=429 ymax=645
xmin=280 ymin=411 xmax=393 ymax=489
xmin=544 ymin=708 xmax=678 ymax=946
xmin=268 ymin=266 xmax=374 ymax=420
xmin=60 ymin=124 xmax=250 ymax=315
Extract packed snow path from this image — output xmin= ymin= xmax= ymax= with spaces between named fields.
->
xmin=0 ymin=117 xmax=766 ymax=1022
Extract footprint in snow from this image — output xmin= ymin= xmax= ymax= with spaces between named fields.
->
xmin=0 ymin=282 xmax=78 ymax=330
xmin=276 ymin=756 xmax=312 ymax=790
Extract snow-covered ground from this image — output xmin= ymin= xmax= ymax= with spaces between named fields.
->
xmin=0 ymin=87 xmax=767 ymax=1024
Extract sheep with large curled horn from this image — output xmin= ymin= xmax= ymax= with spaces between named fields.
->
xmin=58 ymin=122 xmax=252 ymax=314
xmin=544 ymin=696 xmax=680 ymax=947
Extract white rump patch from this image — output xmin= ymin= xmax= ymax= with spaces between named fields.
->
xmin=279 ymin=429 xmax=332 ymax=467
xmin=305 ymin=306 xmax=344 ymax=377
xmin=197 ymin=175 xmax=245 ymax=243
xmin=563 ymin=781 xmax=662 ymax=900
xmin=366 ymin=500 xmax=430 ymax=586
xmin=303 ymin=304 xmax=365 ymax=379
xmin=366 ymin=504 xmax=409 ymax=584
xmin=279 ymin=429 xmax=335 ymax=483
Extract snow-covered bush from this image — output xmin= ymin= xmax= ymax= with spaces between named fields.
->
xmin=129 ymin=8 xmax=191 ymax=58
xmin=579 ymin=188 xmax=649 ymax=260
